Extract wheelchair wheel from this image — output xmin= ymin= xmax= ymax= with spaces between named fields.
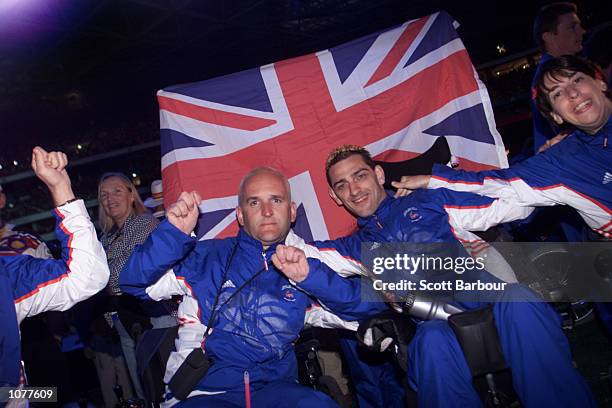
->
xmin=318 ymin=375 xmax=352 ymax=408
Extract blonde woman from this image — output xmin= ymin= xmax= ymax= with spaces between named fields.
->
xmin=98 ymin=172 xmax=159 ymax=401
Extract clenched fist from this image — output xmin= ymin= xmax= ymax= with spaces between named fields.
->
xmin=272 ymin=245 xmax=310 ymax=283
xmin=167 ymin=191 xmax=202 ymax=235
xmin=31 ymin=146 xmax=75 ymax=206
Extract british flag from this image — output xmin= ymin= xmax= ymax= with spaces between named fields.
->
xmin=158 ymin=11 xmax=508 ymax=241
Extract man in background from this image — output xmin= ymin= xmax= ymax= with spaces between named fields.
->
xmin=144 ymin=179 xmax=166 ymax=221
xmin=532 ymin=2 xmax=585 ymax=153
xmin=529 ymin=2 xmax=587 ymax=243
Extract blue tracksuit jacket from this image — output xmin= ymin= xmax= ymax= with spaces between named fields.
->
xmin=295 ymin=192 xmax=596 ymax=408
xmin=0 ymin=200 xmax=109 ymax=390
xmin=429 ymin=117 xmax=612 ymax=238
xmin=119 ymin=221 xmax=382 ymax=403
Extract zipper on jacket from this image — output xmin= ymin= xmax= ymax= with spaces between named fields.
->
xmin=262 ymin=251 xmax=269 ymax=271
xmin=244 ymin=370 xmax=251 ymax=408
xmin=374 ymin=215 xmax=383 ymax=230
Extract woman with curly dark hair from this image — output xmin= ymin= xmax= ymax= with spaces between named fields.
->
xmin=394 ymin=55 xmax=611 ymax=240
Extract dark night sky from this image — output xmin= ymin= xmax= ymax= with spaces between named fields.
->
xmin=0 ymin=0 xmax=610 ymax=152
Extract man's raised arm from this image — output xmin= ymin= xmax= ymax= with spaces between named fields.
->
xmin=9 ymin=147 xmax=109 ymax=319
xmin=119 ymin=191 xmax=201 ymax=300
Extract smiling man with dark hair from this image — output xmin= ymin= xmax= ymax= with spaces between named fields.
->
xmin=272 ymin=145 xmax=596 ymax=408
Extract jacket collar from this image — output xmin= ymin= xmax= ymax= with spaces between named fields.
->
xmin=573 ymin=116 xmax=612 ymax=146
xmin=356 ymin=193 xmax=394 ymax=229
xmin=236 ymin=227 xmax=293 ymax=255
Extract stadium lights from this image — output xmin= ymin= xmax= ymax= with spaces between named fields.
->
xmin=13 ymin=160 xmax=18 ymax=166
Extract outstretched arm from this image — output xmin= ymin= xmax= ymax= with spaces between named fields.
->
xmin=392 ymin=153 xmax=612 ymax=236
xmin=437 ymin=189 xmax=534 ymax=231
xmin=394 ymin=158 xmax=558 ymax=207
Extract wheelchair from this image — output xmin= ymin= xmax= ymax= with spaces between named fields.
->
xmin=355 ymin=303 xmax=522 ymax=408
xmin=131 ymin=325 xmax=352 ymax=407
xmin=295 ymin=327 xmax=354 ymax=408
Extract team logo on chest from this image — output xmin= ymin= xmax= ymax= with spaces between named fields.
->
xmin=281 ymin=284 xmax=297 ymax=302
xmin=1 ymin=236 xmax=29 ymax=255
xmin=222 ymin=279 xmax=236 ymax=289
xmin=404 ymin=207 xmax=422 ymax=222
xmin=603 ymin=172 xmax=612 ymax=185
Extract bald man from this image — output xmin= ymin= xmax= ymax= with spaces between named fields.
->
xmin=120 ymin=167 xmax=382 ymax=407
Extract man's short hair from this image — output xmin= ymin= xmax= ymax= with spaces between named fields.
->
xmin=533 ymin=2 xmax=577 ymax=52
xmin=238 ymin=167 xmax=291 ymax=205
xmin=325 ymin=145 xmax=376 ymax=186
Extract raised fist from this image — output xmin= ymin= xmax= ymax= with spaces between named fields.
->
xmin=31 ymin=146 xmax=75 ymax=206
xmin=272 ymin=245 xmax=310 ymax=283
xmin=167 ymin=191 xmax=202 ymax=235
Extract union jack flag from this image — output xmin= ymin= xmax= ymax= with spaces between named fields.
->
xmin=158 ymin=11 xmax=508 ymax=241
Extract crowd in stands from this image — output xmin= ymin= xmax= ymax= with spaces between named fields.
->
xmin=480 ymin=61 xmax=537 ymax=107
xmin=0 ymin=120 xmax=159 ymax=176
xmin=1 ymin=146 xmax=161 ymax=224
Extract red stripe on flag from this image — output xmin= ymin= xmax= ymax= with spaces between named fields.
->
xmin=158 ymin=95 xmax=277 ymax=131
xmin=163 ymin=50 xmax=478 ymax=202
xmin=373 ymin=150 xmax=421 ymax=162
xmin=216 ymin=220 xmax=240 ymax=239
xmin=162 ymin=50 xmax=480 ymax=240
xmin=454 ymin=156 xmax=500 ymax=171
xmin=365 ymin=17 xmax=429 ymax=87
